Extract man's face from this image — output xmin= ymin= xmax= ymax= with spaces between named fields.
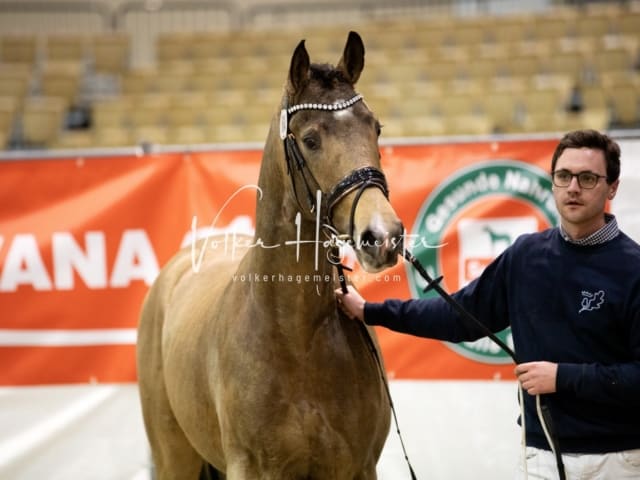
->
xmin=552 ymin=147 xmax=619 ymax=237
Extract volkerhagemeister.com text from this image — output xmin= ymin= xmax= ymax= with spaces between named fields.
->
xmin=231 ymin=272 xmax=402 ymax=285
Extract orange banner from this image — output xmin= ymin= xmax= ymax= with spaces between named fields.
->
xmin=0 ymin=139 xmax=558 ymax=385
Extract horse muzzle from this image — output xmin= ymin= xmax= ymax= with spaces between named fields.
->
xmin=354 ymin=217 xmax=404 ymax=272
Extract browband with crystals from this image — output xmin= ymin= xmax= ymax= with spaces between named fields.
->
xmin=280 ymin=93 xmax=364 ymax=140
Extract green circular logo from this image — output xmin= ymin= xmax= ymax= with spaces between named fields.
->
xmin=406 ymin=160 xmax=558 ymax=364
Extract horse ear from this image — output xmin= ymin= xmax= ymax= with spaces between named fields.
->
xmin=337 ymin=31 xmax=365 ymax=85
xmin=289 ymin=40 xmax=310 ymax=93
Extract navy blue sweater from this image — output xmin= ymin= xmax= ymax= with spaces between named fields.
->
xmin=365 ymin=228 xmax=640 ymax=453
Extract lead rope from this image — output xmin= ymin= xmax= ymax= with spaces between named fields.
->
xmin=402 ymin=250 xmax=566 ymax=480
xmin=336 ymin=262 xmax=418 ymax=480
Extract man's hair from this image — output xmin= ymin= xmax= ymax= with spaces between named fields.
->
xmin=551 ymin=129 xmax=621 ymax=184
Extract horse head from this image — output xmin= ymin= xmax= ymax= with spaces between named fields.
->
xmin=277 ymin=31 xmax=403 ymax=272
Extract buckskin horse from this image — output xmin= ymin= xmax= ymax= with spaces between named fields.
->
xmin=137 ymin=31 xmax=404 ymax=479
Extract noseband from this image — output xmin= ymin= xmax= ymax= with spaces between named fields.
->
xmin=280 ymin=93 xmax=389 ymax=242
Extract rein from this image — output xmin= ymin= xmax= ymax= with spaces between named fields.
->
xmin=281 ymin=92 xmax=565 ymax=480
xmin=401 ymin=250 xmax=566 ymax=480
xmin=340 ymin=248 xmax=566 ymax=480
xmin=337 ymin=263 xmax=418 ymax=480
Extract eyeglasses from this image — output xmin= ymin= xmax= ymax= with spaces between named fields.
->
xmin=552 ymin=169 xmax=607 ymax=189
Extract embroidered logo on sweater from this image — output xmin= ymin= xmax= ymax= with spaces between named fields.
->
xmin=579 ymin=290 xmax=605 ymax=313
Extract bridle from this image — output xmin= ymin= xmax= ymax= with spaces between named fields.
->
xmin=280 ymin=93 xmax=389 ymax=243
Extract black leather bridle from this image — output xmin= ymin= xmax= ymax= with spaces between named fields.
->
xmin=280 ymin=93 xmax=389 ymax=243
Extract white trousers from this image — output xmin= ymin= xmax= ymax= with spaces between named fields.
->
xmin=516 ymin=446 xmax=640 ymax=480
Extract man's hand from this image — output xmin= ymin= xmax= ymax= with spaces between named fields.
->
xmin=334 ymin=285 xmax=366 ymax=322
xmin=514 ymin=361 xmax=558 ymax=395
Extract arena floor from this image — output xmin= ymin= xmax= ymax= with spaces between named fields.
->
xmin=0 ymin=381 xmax=521 ymax=479
xmin=0 ymin=384 xmax=150 ymax=480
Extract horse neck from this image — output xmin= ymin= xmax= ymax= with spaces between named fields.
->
xmin=250 ymin=204 xmax=338 ymax=330
xmin=252 ymin=184 xmax=336 ymax=296
xmin=247 ymin=124 xmax=337 ymax=317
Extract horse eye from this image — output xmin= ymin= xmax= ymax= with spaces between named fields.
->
xmin=302 ymin=135 xmax=319 ymax=151
xmin=376 ymin=123 xmax=382 ymax=137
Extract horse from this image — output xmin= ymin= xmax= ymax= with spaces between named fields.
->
xmin=137 ymin=31 xmax=404 ymax=480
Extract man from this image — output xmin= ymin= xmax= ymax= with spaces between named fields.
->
xmin=336 ymin=130 xmax=640 ymax=479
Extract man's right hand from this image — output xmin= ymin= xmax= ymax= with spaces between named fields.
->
xmin=335 ymin=285 xmax=366 ymax=322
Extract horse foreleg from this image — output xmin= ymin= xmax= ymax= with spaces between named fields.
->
xmin=145 ymin=410 xmax=203 ymax=480
xmin=139 ymin=372 xmax=204 ymax=480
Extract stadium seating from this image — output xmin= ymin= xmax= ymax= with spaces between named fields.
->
xmin=21 ymin=96 xmax=67 ymax=147
xmin=0 ymin=3 xmax=638 ymax=149
xmin=89 ymin=33 xmax=131 ymax=75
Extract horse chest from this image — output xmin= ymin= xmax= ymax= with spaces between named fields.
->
xmin=232 ymin=397 xmax=369 ymax=479
xmin=241 ymin=326 xmax=381 ymax=426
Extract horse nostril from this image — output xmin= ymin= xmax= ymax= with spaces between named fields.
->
xmin=360 ymin=229 xmax=378 ymax=249
xmin=360 ymin=228 xmax=398 ymax=253
xmin=358 ymin=221 xmax=404 ymax=258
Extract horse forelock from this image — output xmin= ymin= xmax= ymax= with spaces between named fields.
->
xmin=288 ymin=63 xmax=355 ymax=104
xmin=311 ymin=63 xmax=350 ymax=86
